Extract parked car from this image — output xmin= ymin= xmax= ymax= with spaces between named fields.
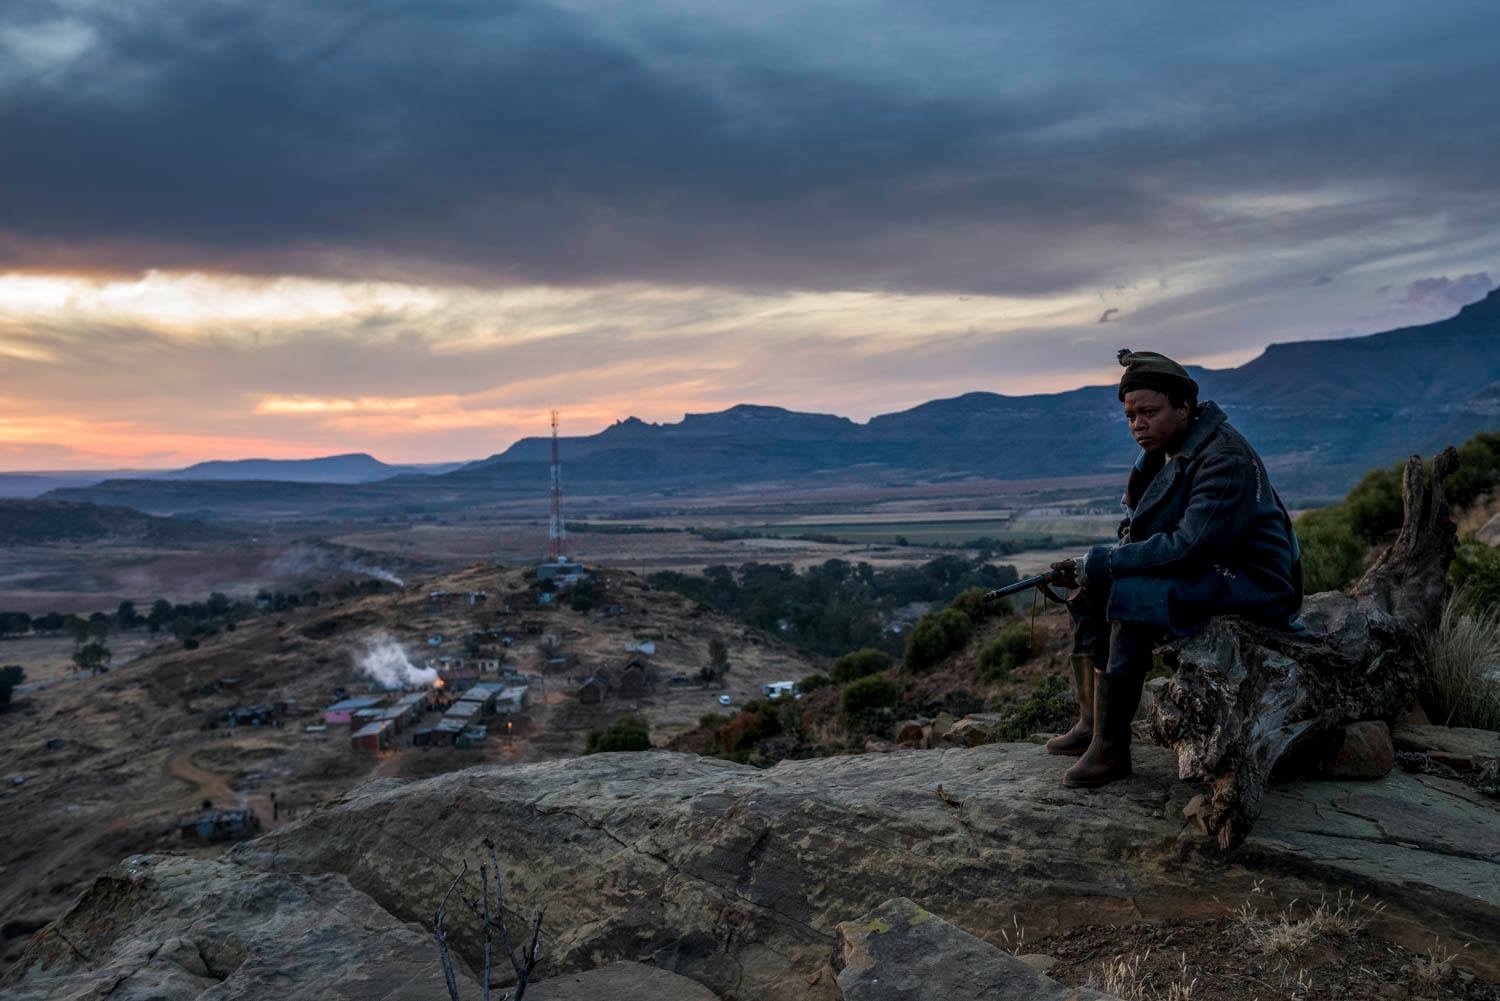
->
xmin=717 ymin=693 xmax=733 ymax=706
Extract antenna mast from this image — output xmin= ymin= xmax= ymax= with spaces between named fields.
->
xmin=547 ymin=409 xmax=566 ymax=561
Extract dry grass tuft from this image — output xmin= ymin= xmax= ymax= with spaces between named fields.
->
xmin=997 ymin=914 xmax=1028 ymax=955
xmin=1092 ymin=950 xmax=1197 ymax=1001
xmin=1234 ymin=890 xmax=1383 ymax=961
xmin=1406 ymin=946 xmax=1457 ymax=992
xmin=1424 ymin=590 xmax=1500 ymax=729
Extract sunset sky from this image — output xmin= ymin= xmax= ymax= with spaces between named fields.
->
xmin=1 ymin=1 xmax=1497 ymax=470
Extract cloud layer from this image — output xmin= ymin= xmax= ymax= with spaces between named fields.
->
xmin=0 ymin=1 xmax=1497 ymax=467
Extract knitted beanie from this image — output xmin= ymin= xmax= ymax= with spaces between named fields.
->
xmin=1117 ymin=348 xmax=1199 ymax=402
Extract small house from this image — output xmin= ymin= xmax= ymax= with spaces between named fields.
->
xmin=618 ymin=659 xmax=652 ymax=699
xmin=323 ymin=695 xmax=386 ymax=726
xmin=454 ymin=725 xmax=487 ymax=749
xmin=351 ymin=719 xmax=395 ymax=752
xmin=444 ymin=700 xmax=485 ymax=725
xmin=578 ymin=676 xmax=610 ymax=705
xmin=495 ymin=685 xmax=529 ymax=714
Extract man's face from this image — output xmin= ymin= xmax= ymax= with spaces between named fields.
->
xmin=1122 ymin=388 xmax=1192 ymax=453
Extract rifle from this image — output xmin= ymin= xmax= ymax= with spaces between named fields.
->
xmin=981 ymin=568 xmax=1072 ymax=604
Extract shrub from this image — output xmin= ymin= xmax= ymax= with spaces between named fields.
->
xmin=831 ymin=648 xmax=893 ymax=683
xmin=585 ymin=715 xmax=652 ymax=754
xmin=947 ymin=587 xmax=1005 ymax=624
xmin=1422 ymin=590 xmax=1500 ymax=729
xmin=1447 ymin=539 xmax=1500 ymax=614
xmin=0 ymin=664 xmax=24 ymax=708
xmin=840 ymin=675 xmax=901 ymax=725
xmin=718 ymin=708 xmax=782 ymax=760
xmin=697 ymin=712 xmax=731 ymax=731
xmin=979 ymin=622 xmax=1033 ymax=682
xmin=1343 ymin=465 xmax=1404 ymax=544
xmin=1296 ymin=507 xmax=1366 ymax=593
xmin=903 ymin=608 xmax=974 ymax=673
xmin=991 ymin=674 xmax=1073 ymax=742
xmin=797 ymin=673 xmax=832 ymax=693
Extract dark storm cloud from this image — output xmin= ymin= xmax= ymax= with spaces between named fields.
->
xmin=1 ymin=1 xmax=1498 ymax=295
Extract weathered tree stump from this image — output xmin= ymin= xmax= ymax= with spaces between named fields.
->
xmin=1150 ymin=449 xmax=1459 ymax=850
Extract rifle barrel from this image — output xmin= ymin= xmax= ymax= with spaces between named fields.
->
xmin=981 ymin=573 xmax=1053 ymax=602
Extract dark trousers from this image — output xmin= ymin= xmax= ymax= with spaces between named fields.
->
xmin=1067 ymin=579 xmax=1162 ymax=680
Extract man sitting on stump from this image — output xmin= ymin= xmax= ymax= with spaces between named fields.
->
xmin=1047 ymin=349 xmax=1302 ymax=788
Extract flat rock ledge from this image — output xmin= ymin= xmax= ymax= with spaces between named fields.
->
xmin=837 ymin=897 xmax=1118 ymax=1000
xmin=6 ymin=743 xmax=1497 ymax=1000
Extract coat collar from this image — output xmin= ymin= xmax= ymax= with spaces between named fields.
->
xmin=1128 ymin=402 xmax=1227 ymax=525
xmin=1174 ymin=401 xmax=1227 ymax=461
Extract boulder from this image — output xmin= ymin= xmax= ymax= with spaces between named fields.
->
xmin=1393 ymin=723 xmax=1500 ymax=772
xmin=1310 ymin=721 xmax=1396 ymax=779
xmin=940 ymin=713 xmax=1003 ymax=747
xmin=0 ymin=855 xmax=470 ymax=1001
xmin=529 ymin=961 xmax=720 ymax=1000
xmin=894 ymin=720 xmax=925 ymax=749
xmin=836 ymin=897 xmax=1116 ymax=1001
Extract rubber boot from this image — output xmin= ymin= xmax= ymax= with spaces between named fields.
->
xmin=1044 ymin=655 xmax=1095 ymax=755
xmin=1063 ymin=668 xmax=1146 ymax=788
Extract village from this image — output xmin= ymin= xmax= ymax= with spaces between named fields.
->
xmin=0 ymin=550 xmax=818 ymax=967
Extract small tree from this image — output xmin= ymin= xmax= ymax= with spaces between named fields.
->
xmin=115 ymin=600 xmax=142 ymax=630
xmin=73 ymin=640 xmax=111 ymax=675
xmin=903 ymin=608 xmax=974 ymax=672
xmin=0 ymin=665 xmax=25 ymax=708
xmin=0 ymin=611 xmax=31 ymax=636
xmin=708 ymin=638 xmax=729 ymax=672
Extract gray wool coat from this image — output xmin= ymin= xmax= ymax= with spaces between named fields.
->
xmin=1082 ymin=402 xmax=1303 ymax=636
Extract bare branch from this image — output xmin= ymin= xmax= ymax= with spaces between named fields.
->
xmin=432 ymin=862 xmax=468 ymax=1001
xmin=480 ymin=862 xmax=493 ymax=1001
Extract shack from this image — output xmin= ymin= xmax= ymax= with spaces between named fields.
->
xmin=351 ymin=719 xmax=395 ymax=752
xmin=495 ymin=685 xmax=529 ymax=714
xmin=323 ymin=695 xmax=386 ymax=725
xmin=617 ymin=658 xmax=652 ymax=698
xmin=578 ymin=675 xmax=610 ymax=705
xmin=454 ymin=725 xmax=487 ymax=749
xmin=445 ymin=700 xmax=485 ymax=725
xmin=179 ymin=808 xmax=262 ymax=843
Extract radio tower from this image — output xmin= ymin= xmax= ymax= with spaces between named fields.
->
xmin=546 ymin=409 xmax=566 ymax=561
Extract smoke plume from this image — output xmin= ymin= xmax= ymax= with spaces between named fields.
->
xmin=354 ymin=632 xmax=438 ymax=689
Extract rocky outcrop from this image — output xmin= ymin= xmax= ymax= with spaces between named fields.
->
xmin=836 ymin=897 xmax=1116 ymax=1000
xmin=0 ymin=855 xmax=471 ymax=1001
xmin=8 ymin=743 xmax=1498 ymax=1000
xmin=529 ymin=961 xmax=721 ymax=1000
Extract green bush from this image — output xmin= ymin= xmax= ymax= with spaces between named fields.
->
xmin=1343 ymin=465 xmax=1404 ymax=544
xmin=831 ymin=648 xmax=893 ymax=683
xmin=840 ymin=675 xmax=901 ymax=723
xmin=1449 ymin=540 xmax=1500 ymax=614
xmin=797 ymin=673 xmax=832 ymax=693
xmin=585 ymin=715 xmax=652 ymax=754
xmin=0 ymin=664 xmax=24 ymax=708
xmin=992 ymin=674 xmax=1073 ymax=742
xmin=1296 ymin=506 xmax=1366 ymax=593
xmin=1447 ymin=431 xmax=1500 ymax=510
xmin=697 ymin=712 xmax=731 ymax=731
xmin=903 ymin=608 xmax=974 ymax=672
xmin=979 ymin=622 xmax=1032 ymax=682
xmin=947 ymin=587 xmax=1006 ymax=624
